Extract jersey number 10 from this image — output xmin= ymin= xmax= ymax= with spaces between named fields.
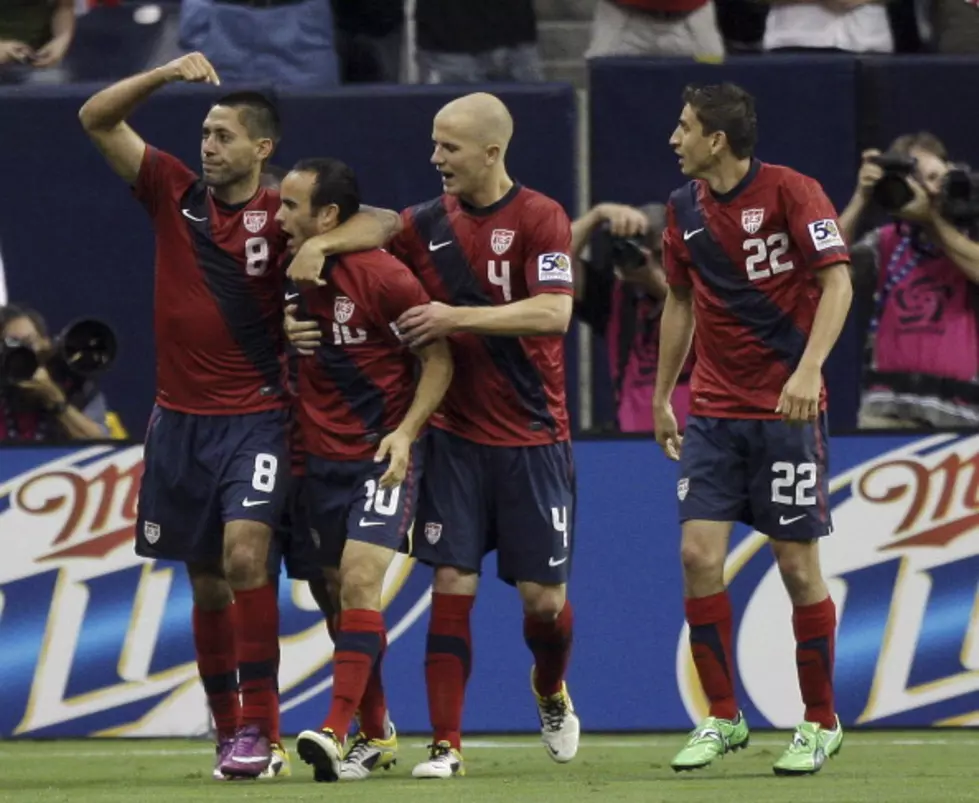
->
xmin=743 ymin=233 xmax=794 ymax=281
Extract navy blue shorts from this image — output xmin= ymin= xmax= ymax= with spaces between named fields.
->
xmin=678 ymin=414 xmax=832 ymax=541
xmin=412 ymin=428 xmax=576 ymax=585
xmin=303 ymin=440 xmax=424 ymax=569
xmin=271 ymin=475 xmax=323 ymax=581
xmin=135 ymin=406 xmax=290 ymax=564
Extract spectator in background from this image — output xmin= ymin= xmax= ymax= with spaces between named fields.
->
xmin=572 ymin=202 xmax=693 ymax=433
xmin=178 ymin=0 xmax=338 ymax=88
xmin=0 ymin=0 xmax=76 ymax=83
xmin=761 ymin=0 xmax=893 ymax=53
xmin=0 ymin=304 xmax=111 ymax=441
xmin=585 ymin=0 xmax=724 ymax=61
xmin=931 ymin=0 xmax=979 ymax=52
xmin=331 ymin=0 xmax=404 ymax=83
xmin=415 ymin=0 xmax=542 ymax=83
xmin=839 ymin=134 xmax=979 ymax=429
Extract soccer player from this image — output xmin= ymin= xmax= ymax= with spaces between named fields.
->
xmin=274 ymin=158 xmax=453 ymax=782
xmin=78 ymin=54 xmax=397 ymax=780
xmin=653 ymin=83 xmax=853 ymax=776
xmin=286 ymin=92 xmax=581 ymax=779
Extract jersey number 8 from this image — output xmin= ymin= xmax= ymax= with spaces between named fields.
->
xmin=743 ymin=233 xmax=794 ymax=281
xmin=245 ymin=236 xmax=269 ymax=277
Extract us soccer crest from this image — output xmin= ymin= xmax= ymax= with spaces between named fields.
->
xmin=243 ymin=210 xmax=267 ymax=233
xmin=334 ymin=296 xmax=355 ymax=324
xmin=424 ymin=522 xmax=442 ymax=544
xmin=677 ymin=478 xmax=689 ymax=501
xmin=491 ymin=229 xmax=515 ymax=255
xmin=741 ymin=208 xmax=765 ymax=235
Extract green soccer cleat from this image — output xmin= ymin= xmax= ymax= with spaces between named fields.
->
xmin=772 ymin=717 xmax=844 ymax=776
xmin=671 ymin=712 xmax=750 ymax=772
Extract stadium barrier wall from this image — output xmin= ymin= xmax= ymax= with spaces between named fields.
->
xmin=587 ymin=55 xmax=979 ymax=434
xmin=0 ymin=83 xmax=579 ymax=436
xmin=2 ymin=431 xmax=976 ymax=737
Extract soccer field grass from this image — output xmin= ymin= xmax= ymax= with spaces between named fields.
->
xmin=0 ymin=732 xmax=975 ymax=802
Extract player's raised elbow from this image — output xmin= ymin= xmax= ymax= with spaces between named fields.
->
xmin=538 ymin=293 xmax=573 ymax=334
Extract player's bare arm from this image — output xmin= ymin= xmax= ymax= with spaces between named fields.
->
xmin=79 ymin=52 xmax=220 ymax=185
xmin=776 ymin=263 xmax=853 ymax=424
xmin=396 ymin=294 xmax=571 ymax=349
xmin=653 ymin=284 xmax=694 ymax=461
xmin=929 ymin=215 xmax=979 ymax=283
xmin=374 ymin=338 xmax=453 ymax=488
xmin=287 ymin=206 xmax=402 ymax=287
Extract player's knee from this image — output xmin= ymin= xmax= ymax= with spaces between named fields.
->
xmin=223 ymin=539 xmax=269 ymax=589
xmin=679 ymin=538 xmax=725 ymax=580
xmin=519 ymin=583 xmax=566 ymax=621
xmin=433 ymin=565 xmax=479 ymax=596
xmin=188 ymin=565 xmax=232 ymax=610
xmin=772 ymin=541 xmax=823 ymax=602
xmin=339 ymin=562 xmax=384 ymax=610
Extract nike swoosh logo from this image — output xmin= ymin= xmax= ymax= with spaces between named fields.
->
xmin=359 ymin=519 xmax=385 ymax=527
xmin=182 ymin=209 xmax=207 ymax=223
xmin=548 ymin=556 xmax=568 ymax=567
xmin=242 ymin=498 xmax=270 ymax=508
xmin=779 ymin=514 xmax=805 ymax=525
xmin=284 ymin=292 xmax=299 ymax=301
xmin=683 ymin=228 xmax=704 ymax=241
xmin=429 ymin=240 xmax=451 ymax=252
xmin=229 ymin=756 xmax=272 ymax=763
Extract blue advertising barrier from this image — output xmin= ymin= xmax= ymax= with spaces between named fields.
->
xmin=2 ymin=431 xmax=977 ymax=736
xmin=0 ymin=83 xmax=579 ymax=436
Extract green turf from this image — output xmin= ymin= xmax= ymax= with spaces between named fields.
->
xmin=0 ymin=732 xmax=975 ymax=802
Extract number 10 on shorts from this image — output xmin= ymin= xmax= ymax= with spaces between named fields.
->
xmin=770 ymin=461 xmax=816 ymax=506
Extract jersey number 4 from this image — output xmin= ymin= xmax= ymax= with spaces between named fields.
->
xmin=488 ymin=260 xmax=512 ymax=301
xmin=743 ymin=233 xmax=794 ymax=281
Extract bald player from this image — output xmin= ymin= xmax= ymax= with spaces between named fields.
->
xmin=286 ymin=93 xmax=581 ymax=779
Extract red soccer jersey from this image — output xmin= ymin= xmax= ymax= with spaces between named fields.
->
xmin=294 ymin=249 xmax=431 ymax=461
xmin=663 ymin=160 xmax=850 ymax=419
xmin=133 ymin=147 xmax=288 ymax=414
xmin=392 ymin=184 xmax=573 ymax=446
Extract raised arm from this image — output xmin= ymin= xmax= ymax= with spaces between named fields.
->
xmin=79 ymin=53 xmax=220 ymax=185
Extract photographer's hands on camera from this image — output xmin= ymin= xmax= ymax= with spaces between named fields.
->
xmin=857 ymin=149 xmax=935 ymax=224
xmin=17 ymin=366 xmax=67 ymax=413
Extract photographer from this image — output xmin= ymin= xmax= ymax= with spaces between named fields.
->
xmin=839 ymin=133 xmax=979 ymax=429
xmin=0 ymin=304 xmax=111 ymax=441
xmin=572 ymin=202 xmax=693 ymax=433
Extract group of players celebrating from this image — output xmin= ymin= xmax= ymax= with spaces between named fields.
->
xmin=78 ymin=50 xmax=852 ymax=783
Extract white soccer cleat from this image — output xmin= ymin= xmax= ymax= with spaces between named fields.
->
xmin=411 ymin=741 xmax=465 ymax=779
xmin=339 ymin=724 xmax=399 ymax=780
xmin=258 ymin=743 xmax=291 ymax=779
xmin=532 ymin=667 xmax=581 ymax=763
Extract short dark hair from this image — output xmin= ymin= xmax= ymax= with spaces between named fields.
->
xmin=889 ymin=131 xmax=948 ymax=161
xmin=682 ymin=83 xmax=757 ymax=160
xmin=213 ymin=91 xmax=281 ymax=143
xmin=293 ymin=157 xmax=361 ymax=223
xmin=0 ymin=303 xmax=48 ymax=339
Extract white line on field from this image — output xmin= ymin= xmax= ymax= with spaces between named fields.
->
xmin=0 ymin=737 xmax=977 ymax=759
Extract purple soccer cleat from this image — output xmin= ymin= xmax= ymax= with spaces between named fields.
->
xmin=212 ymin=738 xmax=236 ymax=780
xmin=219 ymin=725 xmax=272 ymax=778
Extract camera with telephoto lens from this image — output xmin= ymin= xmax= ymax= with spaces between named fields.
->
xmin=870 ymin=152 xmax=918 ymax=212
xmin=939 ymin=164 xmax=979 ymax=223
xmin=0 ymin=318 xmax=118 ymax=386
